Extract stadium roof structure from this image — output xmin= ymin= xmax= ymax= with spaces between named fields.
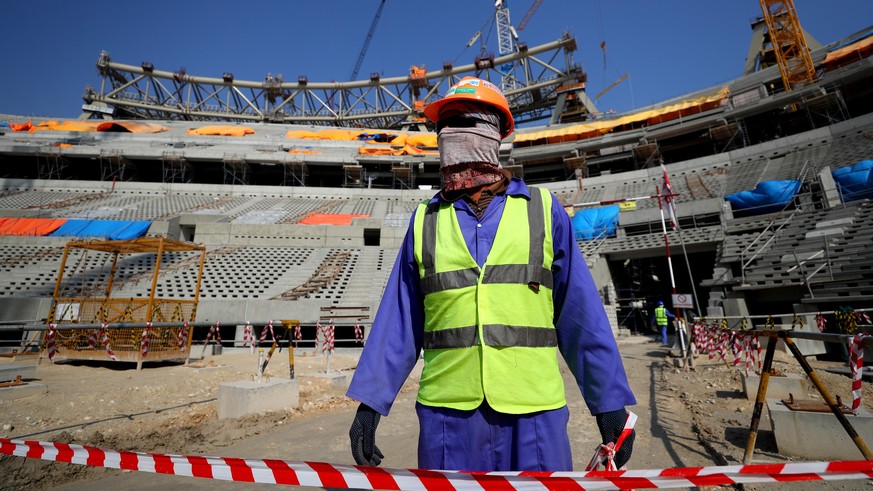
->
xmin=81 ymin=34 xmax=588 ymax=131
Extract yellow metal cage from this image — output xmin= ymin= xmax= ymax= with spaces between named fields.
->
xmin=46 ymin=237 xmax=206 ymax=367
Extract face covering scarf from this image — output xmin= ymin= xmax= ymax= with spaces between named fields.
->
xmin=437 ymin=102 xmax=504 ymax=192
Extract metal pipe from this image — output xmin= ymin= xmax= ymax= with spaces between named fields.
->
xmin=743 ymin=332 xmax=780 ymax=464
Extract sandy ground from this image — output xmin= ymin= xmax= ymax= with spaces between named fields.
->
xmin=1 ymin=336 xmax=873 ymax=491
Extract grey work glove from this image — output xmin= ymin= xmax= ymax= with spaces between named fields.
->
xmin=596 ymin=408 xmax=635 ymax=469
xmin=349 ymin=403 xmax=385 ymax=466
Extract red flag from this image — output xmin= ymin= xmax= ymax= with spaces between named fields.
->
xmin=660 ymin=163 xmax=678 ymax=230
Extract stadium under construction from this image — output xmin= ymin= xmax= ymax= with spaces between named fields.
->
xmin=0 ymin=4 xmax=872 ymax=358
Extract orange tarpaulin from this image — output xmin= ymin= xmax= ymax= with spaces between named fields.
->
xmin=10 ymin=121 xmax=32 ymax=132
xmin=12 ymin=120 xmax=169 ymax=133
xmin=288 ymin=149 xmax=321 ymax=154
xmin=823 ymin=35 xmax=873 ymax=68
xmin=514 ymin=89 xmax=730 ymax=145
xmin=298 ymin=213 xmax=369 ymax=225
xmin=96 ymin=121 xmax=169 ymax=133
xmin=0 ymin=217 xmax=67 ymax=236
xmin=187 ymin=126 xmax=255 ymax=136
xmin=358 ymin=145 xmax=438 ymax=156
xmin=286 ymin=129 xmax=437 ymax=147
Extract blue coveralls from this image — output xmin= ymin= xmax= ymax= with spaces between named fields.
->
xmin=346 ymin=178 xmax=636 ymax=471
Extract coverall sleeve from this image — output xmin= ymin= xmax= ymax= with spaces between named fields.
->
xmin=550 ymin=194 xmax=637 ymax=415
xmin=345 ymin=213 xmax=424 ymax=416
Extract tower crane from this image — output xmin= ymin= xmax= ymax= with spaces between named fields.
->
xmin=349 ymin=0 xmax=387 ymax=81
xmin=758 ymin=0 xmax=815 ymax=92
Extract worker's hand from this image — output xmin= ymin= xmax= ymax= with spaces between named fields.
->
xmin=349 ymin=403 xmax=384 ymax=466
xmin=596 ymin=408 xmax=635 ymax=469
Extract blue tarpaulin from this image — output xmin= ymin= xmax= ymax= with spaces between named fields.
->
xmin=725 ymin=180 xmax=801 ymax=214
xmin=833 ymin=160 xmax=873 ymax=201
xmin=50 ymin=220 xmax=151 ymax=240
xmin=571 ymin=205 xmax=620 ymax=241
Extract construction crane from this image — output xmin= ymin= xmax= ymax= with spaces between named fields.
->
xmin=595 ymin=73 xmax=629 ymax=100
xmin=758 ymin=0 xmax=815 ymax=92
xmin=517 ymin=0 xmax=543 ymax=31
xmin=349 ymin=0 xmax=387 ymax=81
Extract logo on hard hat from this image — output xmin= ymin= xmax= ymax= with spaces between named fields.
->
xmin=458 ymin=79 xmax=480 ymax=87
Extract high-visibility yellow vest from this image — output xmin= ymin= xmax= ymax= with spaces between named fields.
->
xmin=412 ymin=187 xmax=566 ymax=414
xmin=655 ymin=306 xmax=669 ymax=326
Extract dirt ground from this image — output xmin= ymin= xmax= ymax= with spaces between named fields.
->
xmin=1 ymin=336 xmax=873 ymax=491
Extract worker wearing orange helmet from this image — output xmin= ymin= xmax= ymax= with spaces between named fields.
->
xmin=347 ymin=76 xmax=636 ymax=472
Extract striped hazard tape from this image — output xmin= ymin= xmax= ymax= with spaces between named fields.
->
xmin=2 ymin=438 xmax=873 ymax=489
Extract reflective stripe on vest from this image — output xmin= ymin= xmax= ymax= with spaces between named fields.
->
xmin=412 ymin=187 xmax=566 ymax=414
xmin=655 ymin=307 xmax=669 ymax=326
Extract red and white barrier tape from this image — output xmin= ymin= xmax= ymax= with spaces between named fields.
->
xmin=242 ymin=321 xmax=253 ymax=352
xmin=178 ymin=322 xmax=189 ymax=352
xmin=260 ymin=319 xmax=276 ymax=344
xmin=816 ymin=313 xmax=827 ymax=333
xmin=46 ymin=324 xmax=58 ymax=361
xmin=206 ymin=322 xmax=222 ymax=345
xmin=354 ymin=320 xmax=363 ymax=344
xmin=851 ymin=334 xmax=869 ymax=414
xmin=585 ymin=411 xmax=637 ymax=472
xmin=3 ymin=438 xmax=873 ymax=489
xmin=140 ymin=323 xmax=152 ymax=359
xmin=322 ymin=320 xmax=335 ymax=354
xmin=294 ymin=323 xmax=302 ymax=346
xmin=100 ymin=323 xmax=118 ymax=361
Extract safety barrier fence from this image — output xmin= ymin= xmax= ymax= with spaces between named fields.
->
xmin=3 ymin=438 xmax=873 ymax=489
xmin=0 ymin=319 xmax=362 ymax=372
xmin=691 ymin=308 xmax=873 ymax=465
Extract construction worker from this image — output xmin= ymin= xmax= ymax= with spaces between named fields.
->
xmin=346 ymin=77 xmax=636 ymax=472
xmin=652 ymin=300 xmax=676 ymax=345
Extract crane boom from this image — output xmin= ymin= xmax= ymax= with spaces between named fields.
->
xmin=350 ymin=0 xmax=387 ymax=81
xmin=517 ymin=0 xmax=543 ymax=30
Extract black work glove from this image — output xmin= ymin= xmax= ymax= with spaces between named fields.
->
xmin=596 ymin=408 xmax=635 ymax=469
xmin=349 ymin=403 xmax=385 ymax=466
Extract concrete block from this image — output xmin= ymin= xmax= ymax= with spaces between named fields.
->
xmin=307 ymin=371 xmax=350 ymax=390
xmin=767 ymin=399 xmax=873 ymax=460
xmin=741 ymin=372 xmax=809 ymax=400
xmin=0 ymin=364 xmax=37 ymax=382
xmin=217 ymin=379 xmax=299 ymax=420
xmin=0 ymin=382 xmax=47 ymax=400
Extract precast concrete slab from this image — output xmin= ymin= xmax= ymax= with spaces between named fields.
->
xmin=767 ymin=398 xmax=873 ymax=461
xmin=742 ymin=372 xmax=809 ymax=400
xmin=0 ymin=364 xmax=37 ymax=382
xmin=217 ymin=379 xmax=299 ymax=420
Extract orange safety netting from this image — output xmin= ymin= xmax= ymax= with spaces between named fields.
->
xmin=514 ymin=88 xmax=730 ymax=145
xmin=358 ymin=145 xmax=438 ymax=156
xmin=297 ymin=213 xmax=370 ymax=225
xmin=288 ymin=149 xmax=322 ymax=154
xmin=823 ymin=35 xmax=873 ymax=69
xmin=187 ymin=126 xmax=255 ymax=136
xmin=0 ymin=217 xmax=67 ymax=236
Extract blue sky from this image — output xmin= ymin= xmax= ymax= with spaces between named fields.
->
xmin=1 ymin=0 xmax=871 ymax=120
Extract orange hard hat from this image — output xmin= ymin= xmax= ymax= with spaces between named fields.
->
xmin=423 ymin=77 xmax=515 ymax=138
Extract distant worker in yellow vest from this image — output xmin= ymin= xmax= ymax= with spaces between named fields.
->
xmin=346 ymin=77 xmax=637 ymax=472
xmin=652 ymin=300 xmax=676 ymax=346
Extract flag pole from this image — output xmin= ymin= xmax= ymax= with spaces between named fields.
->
xmin=655 ymin=184 xmax=686 ymax=361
